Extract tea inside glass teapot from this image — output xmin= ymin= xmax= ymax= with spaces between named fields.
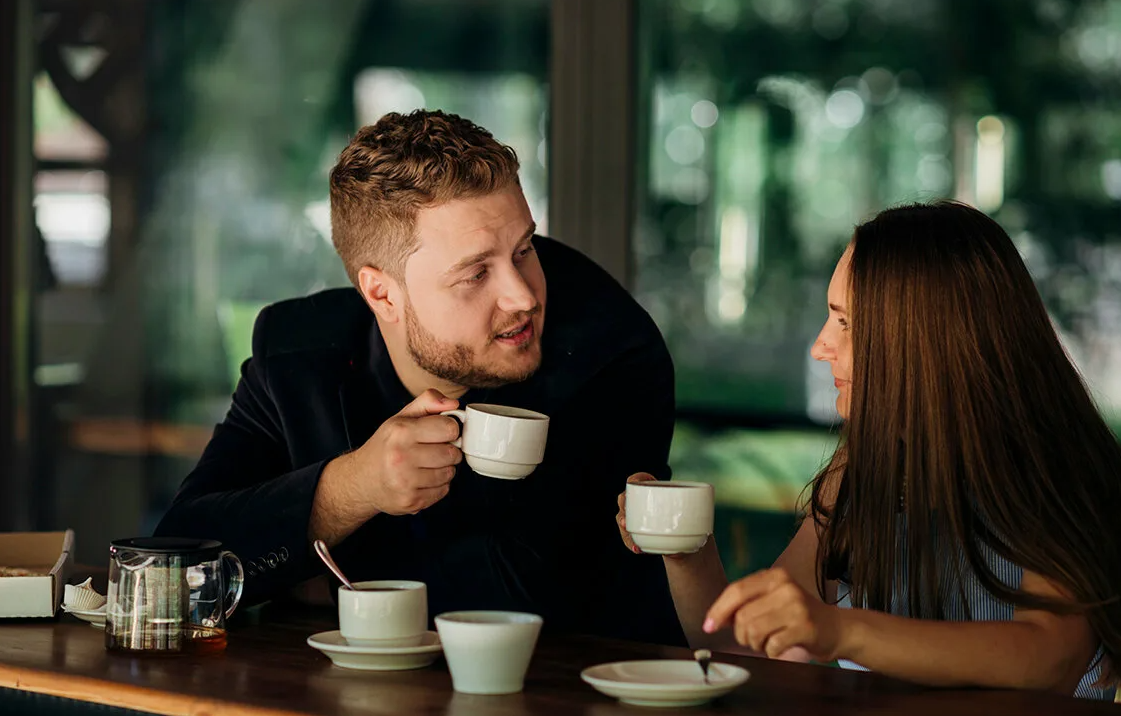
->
xmin=105 ymin=537 xmax=244 ymax=655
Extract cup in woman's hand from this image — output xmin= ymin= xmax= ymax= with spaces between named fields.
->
xmin=624 ymin=480 xmax=714 ymax=555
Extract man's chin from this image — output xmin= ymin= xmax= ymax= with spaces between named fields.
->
xmin=450 ymin=354 xmax=541 ymax=390
xmin=491 ymin=354 xmax=543 ymax=386
xmin=500 ymin=356 xmax=543 ymax=384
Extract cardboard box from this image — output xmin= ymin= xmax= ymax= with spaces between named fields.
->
xmin=0 ymin=530 xmax=74 ymax=618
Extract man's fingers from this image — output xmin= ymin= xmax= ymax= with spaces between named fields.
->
xmin=410 ymin=414 xmax=463 ymax=444
xmin=397 ymin=389 xmax=459 ymax=419
xmin=409 ymin=442 xmax=463 ymax=469
xmin=416 ymin=480 xmax=453 ymax=494
xmin=409 ymin=465 xmax=457 ymax=489
xmin=407 ymin=483 xmax=451 ymax=514
xmin=627 ymin=472 xmax=658 ymax=485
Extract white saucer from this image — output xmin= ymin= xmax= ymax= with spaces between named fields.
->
xmin=61 ymin=605 xmax=106 ymax=629
xmin=581 ymin=660 xmax=750 ymax=708
xmin=307 ymin=630 xmax=442 ymax=671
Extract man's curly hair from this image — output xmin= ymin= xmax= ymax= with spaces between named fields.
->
xmin=329 ymin=109 xmax=521 ymax=284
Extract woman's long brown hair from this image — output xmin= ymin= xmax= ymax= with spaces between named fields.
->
xmin=811 ymin=201 xmax=1121 ymax=680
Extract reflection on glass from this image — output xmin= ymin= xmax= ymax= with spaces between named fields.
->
xmin=353 ymin=69 xmax=548 ymax=232
xmin=34 ymin=171 xmax=109 ymax=286
xmin=28 ymin=0 xmax=549 ymax=563
xmin=637 ymin=0 xmax=1121 ymax=429
xmin=33 ymin=72 xmax=108 ymax=162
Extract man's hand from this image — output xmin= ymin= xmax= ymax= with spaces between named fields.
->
xmin=356 ymin=389 xmax=464 ymax=515
xmin=310 ymin=389 xmax=463 ymax=545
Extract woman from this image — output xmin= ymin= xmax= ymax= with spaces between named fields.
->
xmin=618 ymin=201 xmax=1121 ymax=699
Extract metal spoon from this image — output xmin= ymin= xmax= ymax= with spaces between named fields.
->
xmin=694 ymin=648 xmax=712 ymax=685
xmin=313 ymin=539 xmax=356 ymax=590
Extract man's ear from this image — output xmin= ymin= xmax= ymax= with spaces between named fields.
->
xmin=357 ymin=266 xmax=403 ymax=324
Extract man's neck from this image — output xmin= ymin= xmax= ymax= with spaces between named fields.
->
xmin=381 ymin=328 xmax=469 ymax=401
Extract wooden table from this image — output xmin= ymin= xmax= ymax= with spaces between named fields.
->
xmin=0 ymin=608 xmax=1116 ymax=716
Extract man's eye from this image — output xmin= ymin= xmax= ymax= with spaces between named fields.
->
xmin=516 ymin=245 xmax=536 ymax=260
xmin=465 ymin=268 xmax=487 ymax=283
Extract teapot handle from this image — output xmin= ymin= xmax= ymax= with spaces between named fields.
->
xmin=221 ymin=551 xmax=245 ymax=619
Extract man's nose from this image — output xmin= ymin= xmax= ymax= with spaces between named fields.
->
xmin=496 ymin=268 xmax=537 ymax=314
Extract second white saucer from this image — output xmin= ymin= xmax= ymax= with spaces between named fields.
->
xmin=61 ymin=605 xmax=106 ymax=629
xmin=581 ymin=659 xmax=750 ymax=707
xmin=307 ymin=629 xmax=442 ymax=671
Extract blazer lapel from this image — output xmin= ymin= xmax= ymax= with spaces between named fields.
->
xmin=338 ymin=361 xmax=382 ymax=452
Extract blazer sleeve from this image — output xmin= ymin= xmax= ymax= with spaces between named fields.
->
xmin=154 ymin=305 xmax=324 ymax=605
xmin=545 ymin=324 xmax=682 ymax=644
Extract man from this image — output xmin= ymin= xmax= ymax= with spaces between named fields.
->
xmin=155 ymin=109 xmax=682 ymax=644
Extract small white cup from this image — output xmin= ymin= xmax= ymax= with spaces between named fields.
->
xmin=625 ymin=480 xmax=715 ymax=555
xmin=338 ymin=580 xmax=427 ymax=648
xmin=441 ymin=404 xmax=549 ymax=480
xmin=435 ymin=611 xmax=543 ymax=694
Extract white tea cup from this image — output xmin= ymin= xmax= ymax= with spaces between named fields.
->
xmin=338 ymin=580 xmax=427 ymax=648
xmin=435 ymin=611 xmax=543 ymax=694
xmin=441 ymin=404 xmax=549 ymax=480
xmin=625 ymin=480 xmax=715 ymax=555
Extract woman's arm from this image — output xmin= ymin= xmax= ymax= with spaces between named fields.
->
xmin=617 ymin=459 xmax=840 ymax=652
xmin=663 ymin=514 xmax=833 ymax=652
xmin=771 ymin=511 xmax=838 ymax=604
xmin=661 ymin=540 xmax=737 ymax=650
xmin=705 ymin=567 xmax=1098 ymax=694
xmin=616 ymin=474 xmax=735 ymax=649
xmin=840 ymin=569 xmax=1097 ymax=692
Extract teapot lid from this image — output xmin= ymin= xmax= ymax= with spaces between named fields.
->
xmin=111 ymin=537 xmax=222 ymax=562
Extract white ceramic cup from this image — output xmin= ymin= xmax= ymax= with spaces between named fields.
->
xmin=338 ymin=580 xmax=427 ymax=648
xmin=435 ymin=611 xmax=543 ymax=694
xmin=625 ymin=480 xmax=715 ymax=555
xmin=440 ymin=404 xmax=549 ymax=480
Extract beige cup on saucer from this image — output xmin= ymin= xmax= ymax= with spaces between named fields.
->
xmin=625 ymin=481 xmax=715 ymax=555
xmin=435 ymin=611 xmax=543 ymax=694
xmin=338 ymin=580 xmax=427 ymax=648
xmin=440 ymin=404 xmax=549 ymax=479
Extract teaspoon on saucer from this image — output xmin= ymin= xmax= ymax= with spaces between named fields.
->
xmin=694 ymin=649 xmax=712 ymax=685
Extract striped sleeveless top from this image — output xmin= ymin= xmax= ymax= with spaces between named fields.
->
xmin=835 ymin=528 xmax=1113 ymax=701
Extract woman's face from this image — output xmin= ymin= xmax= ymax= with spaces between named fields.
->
xmin=811 ymin=246 xmax=854 ymax=419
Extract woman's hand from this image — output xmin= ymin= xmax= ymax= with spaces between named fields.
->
xmin=615 ymin=472 xmax=658 ymax=554
xmin=703 ymin=567 xmax=846 ymax=662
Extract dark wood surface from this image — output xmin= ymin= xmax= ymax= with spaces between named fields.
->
xmin=0 ymin=607 xmax=1117 ymax=716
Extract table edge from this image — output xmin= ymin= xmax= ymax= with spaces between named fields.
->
xmin=0 ymin=662 xmax=304 ymax=716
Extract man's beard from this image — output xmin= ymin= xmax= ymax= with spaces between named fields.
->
xmin=404 ymin=299 xmax=541 ymax=389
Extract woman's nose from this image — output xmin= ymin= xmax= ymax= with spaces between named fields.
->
xmin=811 ymin=331 xmax=833 ymax=362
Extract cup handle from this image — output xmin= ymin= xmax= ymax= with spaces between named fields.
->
xmin=221 ymin=550 xmax=245 ymax=619
xmin=440 ymin=409 xmax=467 ymax=449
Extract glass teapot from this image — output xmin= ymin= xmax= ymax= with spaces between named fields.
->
xmin=106 ymin=537 xmax=244 ymax=655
